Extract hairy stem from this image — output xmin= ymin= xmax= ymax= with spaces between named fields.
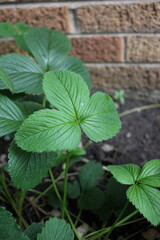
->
xmin=119 ymin=104 xmax=160 ymax=117
xmin=49 ymin=169 xmax=81 ymax=240
xmin=62 ymin=152 xmax=70 ymax=219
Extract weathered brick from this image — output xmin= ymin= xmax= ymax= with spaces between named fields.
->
xmin=88 ymin=66 xmax=160 ymax=89
xmin=71 ymin=37 xmax=122 ymax=62
xmin=126 ymin=36 xmax=160 ymax=62
xmin=0 ymin=7 xmax=70 ymax=32
xmin=76 ymin=2 xmax=160 ymax=33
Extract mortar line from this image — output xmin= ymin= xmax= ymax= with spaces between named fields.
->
xmin=0 ymin=0 xmax=160 ymax=9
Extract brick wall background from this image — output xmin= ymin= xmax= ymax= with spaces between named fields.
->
xmin=0 ymin=0 xmax=160 ymax=102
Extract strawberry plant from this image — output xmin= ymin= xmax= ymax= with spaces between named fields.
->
xmin=0 ymin=22 xmax=160 ymax=240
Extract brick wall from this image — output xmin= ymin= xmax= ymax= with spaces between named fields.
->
xmin=0 ymin=0 xmax=160 ymax=102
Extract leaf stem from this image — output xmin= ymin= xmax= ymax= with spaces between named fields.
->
xmin=119 ymin=104 xmax=160 ymax=117
xmin=49 ymin=169 xmax=81 ymax=240
xmin=62 ymin=152 xmax=70 ymax=219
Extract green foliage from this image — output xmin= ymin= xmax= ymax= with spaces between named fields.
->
xmin=0 ymin=94 xmax=24 ymax=136
xmin=0 ymin=22 xmax=17 ymax=37
xmin=8 ymin=141 xmax=56 ymax=190
xmin=113 ymin=89 xmax=125 ymax=104
xmin=67 ymin=180 xmax=81 ymax=199
xmin=109 ymin=159 xmax=160 ymax=225
xmin=37 ymin=218 xmax=74 ymax=240
xmin=15 ymin=71 xmax=121 ymax=152
xmin=0 ymin=207 xmax=29 ymax=240
xmin=79 ymin=161 xmax=104 ymax=191
xmin=0 ymin=68 xmax=14 ymax=92
xmin=24 ymin=223 xmax=43 ymax=240
xmin=15 ymin=101 xmax=44 ymax=119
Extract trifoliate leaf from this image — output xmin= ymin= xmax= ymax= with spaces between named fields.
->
xmin=127 ymin=184 xmax=160 ymax=226
xmin=137 ymin=159 xmax=160 ymax=187
xmin=79 ymin=161 xmax=104 ymax=191
xmin=37 ymin=218 xmax=74 ymax=240
xmin=0 ymin=22 xmax=16 ymax=37
xmin=0 ymin=94 xmax=24 ymax=136
xmin=16 ymin=71 xmax=121 ymax=152
xmin=15 ymin=109 xmax=81 ymax=152
xmin=25 ymin=27 xmax=71 ymax=71
xmin=78 ymin=187 xmax=104 ymax=210
xmin=24 ymin=223 xmax=43 ymax=240
xmin=43 ymin=71 xmax=89 ymax=118
xmin=15 ymin=101 xmax=44 ymax=119
xmin=0 ymin=68 xmax=14 ymax=92
xmin=0 ymin=207 xmax=29 ymax=240
xmin=53 ymin=56 xmax=91 ymax=88
xmin=80 ymin=92 xmax=121 ymax=142
xmin=0 ymin=53 xmax=43 ymax=94
xmin=108 ymin=164 xmax=141 ymax=185
xmin=8 ymin=141 xmax=56 ymax=190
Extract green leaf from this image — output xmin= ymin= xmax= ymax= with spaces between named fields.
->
xmin=79 ymin=161 xmax=104 ymax=191
xmin=15 ymin=101 xmax=44 ymax=119
xmin=53 ymin=56 xmax=91 ymax=88
xmin=108 ymin=164 xmax=141 ymax=185
xmin=0 ymin=68 xmax=14 ymax=92
xmin=0 ymin=207 xmax=29 ymax=240
xmin=80 ymin=92 xmax=121 ymax=142
xmin=137 ymin=159 xmax=160 ymax=187
xmin=43 ymin=71 xmax=89 ymax=118
xmin=25 ymin=27 xmax=71 ymax=71
xmin=0 ymin=22 xmax=16 ymax=37
xmin=67 ymin=180 xmax=81 ymax=199
xmin=15 ymin=109 xmax=81 ymax=152
xmin=8 ymin=141 xmax=56 ymax=190
xmin=25 ymin=223 xmax=43 ymax=240
xmin=37 ymin=218 xmax=74 ymax=240
xmin=0 ymin=94 xmax=24 ymax=137
xmin=0 ymin=53 xmax=43 ymax=94
xmin=78 ymin=187 xmax=104 ymax=210
xmin=127 ymin=184 xmax=160 ymax=226
xmin=15 ymin=23 xmax=31 ymax=52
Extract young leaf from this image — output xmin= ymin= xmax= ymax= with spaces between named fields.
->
xmin=43 ymin=71 xmax=89 ymax=118
xmin=137 ymin=159 xmax=160 ymax=187
xmin=0 ymin=53 xmax=43 ymax=94
xmin=25 ymin=27 xmax=71 ymax=71
xmin=24 ymin=223 xmax=43 ymax=240
xmin=0 ymin=94 xmax=24 ymax=137
xmin=0 ymin=68 xmax=14 ymax=92
xmin=78 ymin=187 xmax=104 ymax=210
xmin=15 ymin=101 xmax=44 ymax=119
xmin=80 ymin=92 xmax=121 ymax=142
xmin=37 ymin=218 xmax=74 ymax=240
xmin=53 ymin=56 xmax=91 ymax=88
xmin=108 ymin=164 xmax=141 ymax=185
xmin=79 ymin=161 xmax=104 ymax=191
xmin=15 ymin=109 xmax=81 ymax=152
xmin=0 ymin=22 xmax=16 ymax=37
xmin=127 ymin=184 xmax=160 ymax=226
xmin=0 ymin=207 xmax=29 ymax=240
xmin=8 ymin=141 xmax=57 ymax=190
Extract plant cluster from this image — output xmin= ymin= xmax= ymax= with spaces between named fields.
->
xmin=0 ymin=22 xmax=160 ymax=240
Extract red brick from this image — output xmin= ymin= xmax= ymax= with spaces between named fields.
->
xmin=0 ymin=7 xmax=70 ymax=32
xmin=88 ymin=66 xmax=160 ymax=89
xmin=126 ymin=36 xmax=160 ymax=62
xmin=71 ymin=37 xmax=122 ymax=62
xmin=76 ymin=2 xmax=160 ymax=33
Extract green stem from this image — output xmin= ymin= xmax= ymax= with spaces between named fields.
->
xmin=119 ymin=104 xmax=160 ymax=118
xmin=18 ymin=191 xmax=26 ymax=226
xmin=106 ymin=202 xmax=129 ymax=239
xmin=49 ymin=169 xmax=81 ymax=240
xmin=84 ymin=210 xmax=138 ymax=240
xmin=0 ymin=172 xmax=28 ymax=228
xmin=62 ymin=152 xmax=70 ymax=219
xmin=75 ymin=209 xmax=82 ymax=227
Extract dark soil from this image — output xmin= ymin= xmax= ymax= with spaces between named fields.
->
xmin=85 ymin=99 xmax=160 ymax=166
